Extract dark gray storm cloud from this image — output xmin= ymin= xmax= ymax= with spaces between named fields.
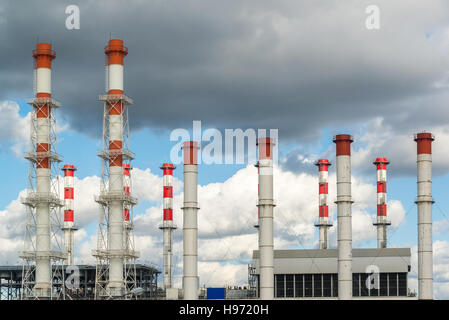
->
xmin=1 ymin=0 xmax=449 ymax=143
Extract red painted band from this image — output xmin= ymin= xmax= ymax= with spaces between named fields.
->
xmin=319 ymin=205 xmax=329 ymax=217
xmin=415 ymin=133 xmax=434 ymax=154
xmin=163 ymin=209 xmax=173 ymax=220
xmin=163 ymin=186 xmax=173 ymax=198
xmin=333 ymin=134 xmax=353 ymax=156
xmin=377 ymin=181 xmax=386 ymax=193
xmin=377 ymin=204 xmax=387 ymax=216
xmin=64 ymin=210 xmax=74 ymax=222
xmin=64 ymin=188 xmax=74 ymax=199
xmin=183 ymin=141 xmax=199 ymax=165
xmin=319 ymin=182 xmax=328 ymax=194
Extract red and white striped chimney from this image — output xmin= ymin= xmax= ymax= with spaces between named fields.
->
xmin=105 ymin=39 xmax=128 ymax=296
xmin=159 ymin=163 xmax=176 ymax=290
xmin=373 ymin=157 xmax=390 ymax=248
xmin=62 ymin=164 xmax=77 ymax=265
xmin=333 ymin=134 xmax=353 ymax=300
xmin=33 ymin=43 xmax=56 ymax=297
xmin=414 ymin=132 xmax=434 ymax=300
xmin=315 ymin=159 xmax=332 ymax=249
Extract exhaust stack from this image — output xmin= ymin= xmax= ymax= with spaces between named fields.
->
xmin=315 ymin=159 xmax=332 ymax=249
xmin=414 ymin=132 xmax=434 ymax=300
xmin=182 ymin=141 xmax=200 ymax=300
xmin=160 ymin=163 xmax=177 ymax=290
xmin=333 ymin=134 xmax=353 ymax=300
xmin=22 ymin=43 xmax=63 ymax=298
xmin=373 ymin=158 xmax=391 ymax=248
xmin=257 ymin=138 xmax=276 ymax=300
xmin=62 ymin=165 xmax=77 ymax=265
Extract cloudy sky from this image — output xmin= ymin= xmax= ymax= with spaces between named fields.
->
xmin=1 ymin=0 xmax=449 ymax=298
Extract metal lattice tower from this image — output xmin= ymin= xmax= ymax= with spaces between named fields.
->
xmin=20 ymin=43 xmax=65 ymax=300
xmin=93 ymin=39 xmax=139 ymax=299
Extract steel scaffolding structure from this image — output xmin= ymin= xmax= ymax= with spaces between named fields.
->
xmin=20 ymin=97 xmax=65 ymax=300
xmin=0 ymin=265 xmax=159 ymax=300
xmin=93 ymin=93 xmax=139 ymax=299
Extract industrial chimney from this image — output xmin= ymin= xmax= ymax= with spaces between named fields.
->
xmin=62 ymin=165 xmax=77 ymax=265
xmin=160 ymin=163 xmax=177 ymax=290
xmin=257 ymin=138 xmax=276 ymax=300
xmin=414 ymin=132 xmax=434 ymax=300
xmin=182 ymin=141 xmax=200 ymax=300
xmin=315 ymin=159 xmax=332 ymax=249
xmin=21 ymin=42 xmax=65 ymax=299
xmin=333 ymin=134 xmax=353 ymax=300
xmin=94 ymin=39 xmax=138 ymax=298
xmin=373 ymin=158 xmax=390 ymax=249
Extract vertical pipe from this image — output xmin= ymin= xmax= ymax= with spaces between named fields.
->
xmin=373 ymin=158 xmax=390 ymax=249
xmin=33 ymin=43 xmax=55 ymax=298
xmin=315 ymin=159 xmax=332 ymax=249
xmin=62 ymin=164 xmax=77 ymax=265
xmin=333 ymin=134 xmax=353 ymax=300
xmin=257 ymin=138 xmax=275 ymax=300
xmin=105 ymin=39 xmax=127 ymax=296
xmin=414 ymin=132 xmax=434 ymax=300
xmin=123 ymin=163 xmax=132 ymax=256
xmin=123 ymin=164 xmax=131 ymax=223
xmin=182 ymin=142 xmax=199 ymax=300
xmin=160 ymin=163 xmax=176 ymax=290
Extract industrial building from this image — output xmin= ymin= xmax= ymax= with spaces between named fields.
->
xmin=0 ymin=265 xmax=159 ymax=300
xmin=250 ymin=248 xmax=413 ymax=299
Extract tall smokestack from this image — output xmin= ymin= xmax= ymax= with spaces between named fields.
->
xmin=31 ymin=43 xmax=57 ymax=298
xmin=95 ymin=39 xmax=137 ymax=299
xmin=373 ymin=158 xmax=390 ymax=248
xmin=257 ymin=138 xmax=275 ymax=300
xmin=414 ymin=132 xmax=434 ymax=300
xmin=105 ymin=39 xmax=128 ymax=297
xmin=333 ymin=134 xmax=353 ymax=300
xmin=182 ymin=141 xmax=199 ymax=300
xmin=62 ymin=165 xmax=77 ymax=265
xmin=315 ymin=159 xmax=332 ymax=249
xmin=160 ymin=163 xmax=177 ymax=290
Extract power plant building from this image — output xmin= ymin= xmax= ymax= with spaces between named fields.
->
xmin=250 ymin=248 xmax=413 ymax=299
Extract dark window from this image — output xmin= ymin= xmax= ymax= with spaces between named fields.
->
xmin=352 ymin=273 xmax=360 ymax=297
xmin=314 ymin=274 xmax=322 ymax=297
xmin=286 ymin=275 xmax=294 ymax=298
xmin=276 ymin=274 xmax=285 ymax=298
xmin=332 ymin=274 xmax=338 ymax=297
xmin=323 ymin=274 xmax=332 ymax=297
xmin=295 ymin=274 xmax=303 ymax=297
xmin=304 ymin=274 xmax=313 ymax=297
xmin=379 ymin=273 xmax=388 ymax=296
xmin=398 ymin=273 xmax=407 ymax=296
xmin=360 ymin=273 xmax=369 ymax=296
xmin=389 ymin=273 xmax=398 ymax=296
